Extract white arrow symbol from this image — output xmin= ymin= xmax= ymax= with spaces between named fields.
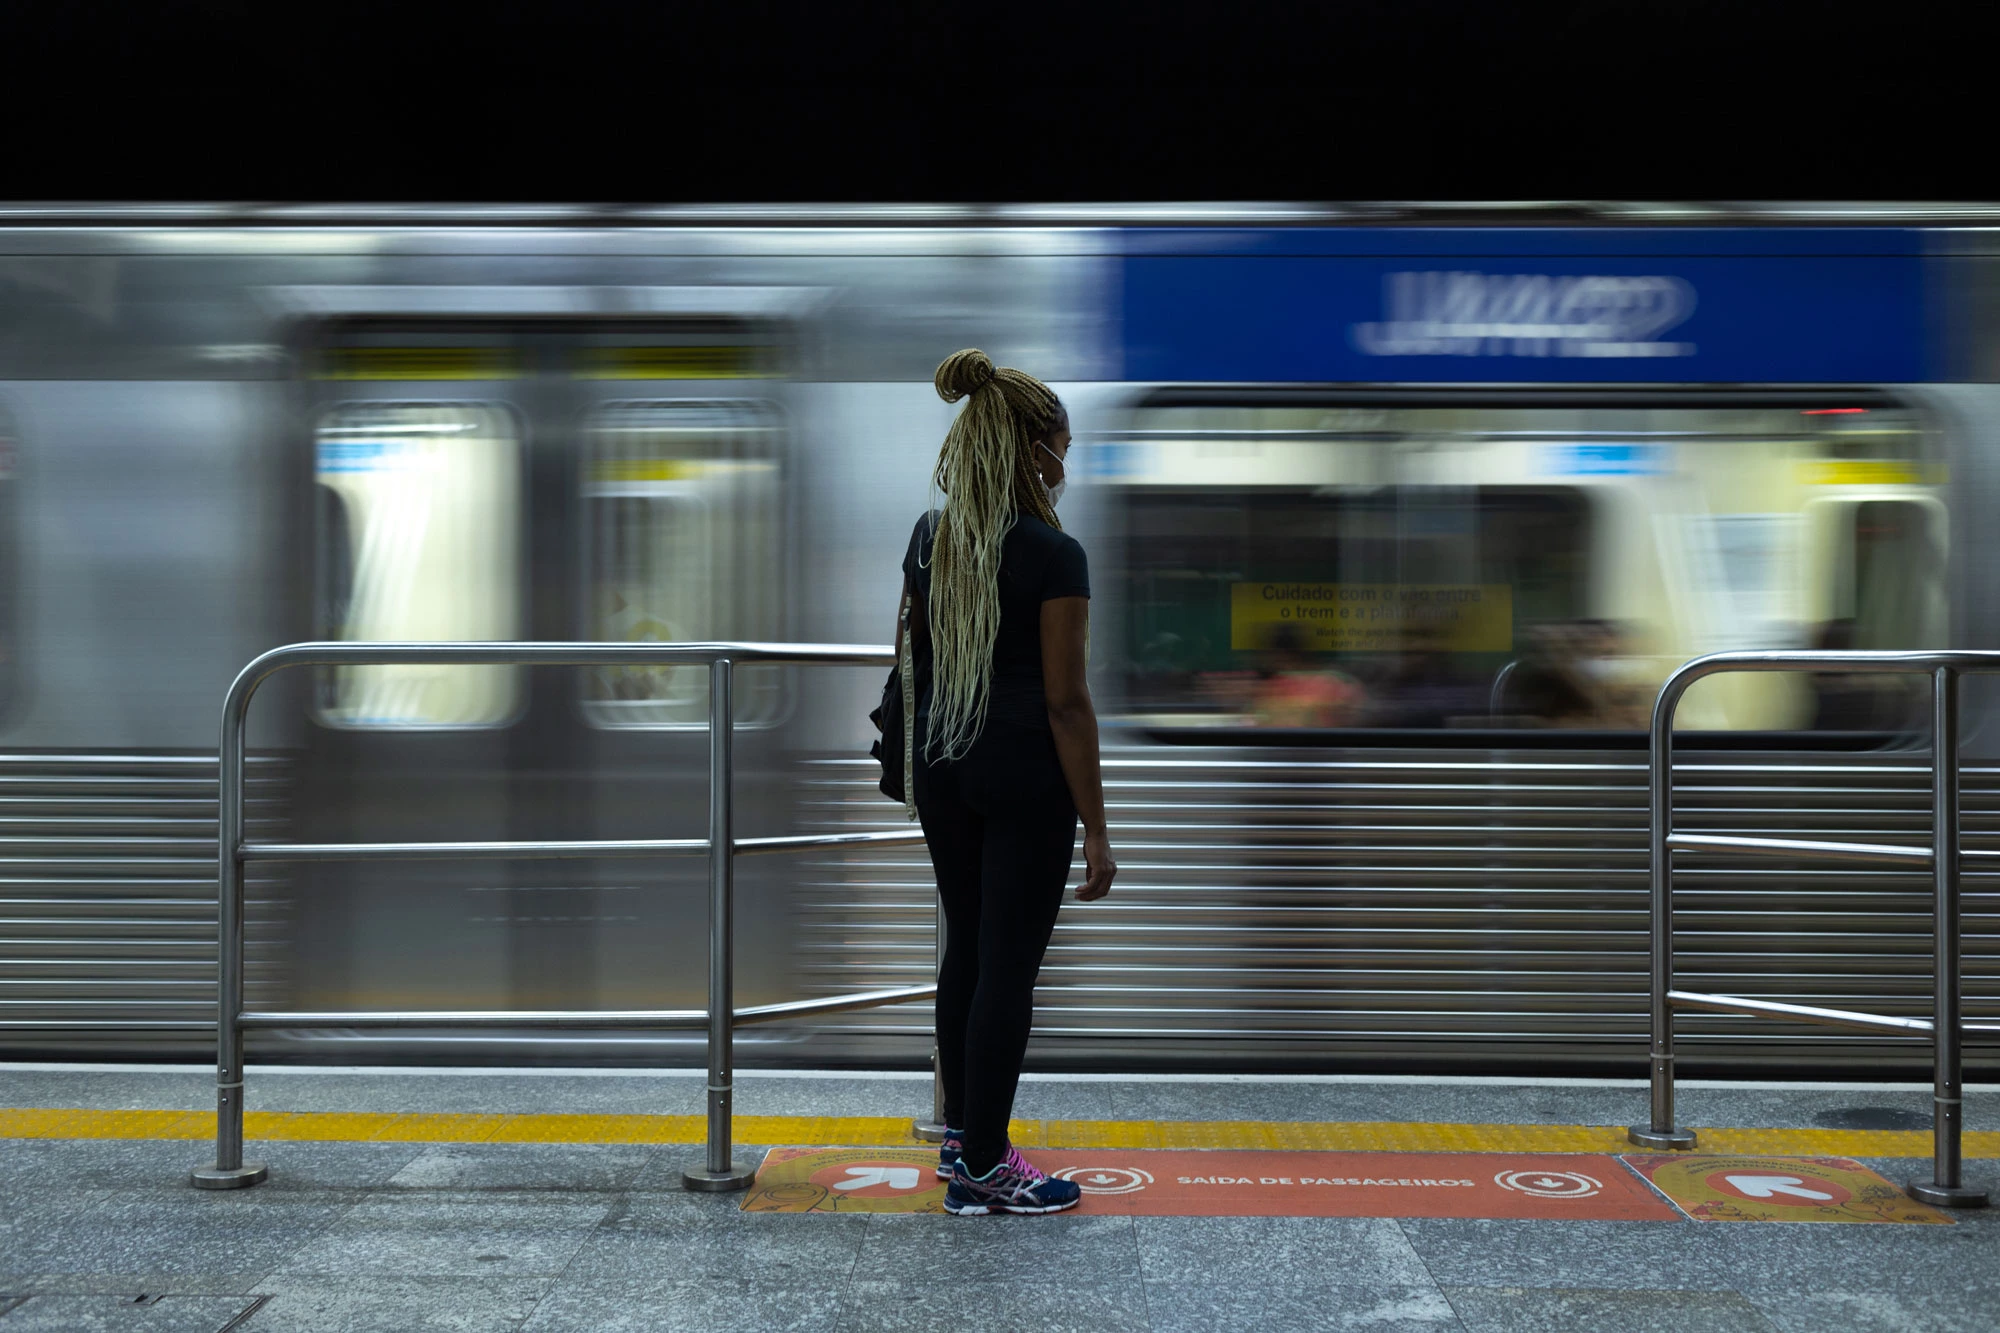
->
xmin=1088 ymin=1174 xmax=1120 ymax=1185
xmin=1533 ymin=1178 xmax=1569 ymax=1190
xmin=1724 ymin=1174 xmax=1834 ymax=1201
xmin=830 ymin=1166 xmax=922 ymax=1191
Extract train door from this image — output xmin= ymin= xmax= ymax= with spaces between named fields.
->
xmin=287 ymin=322 xmax=794 ymax=1058
xmin=565 ymin=336 xmax=794 ymax=1027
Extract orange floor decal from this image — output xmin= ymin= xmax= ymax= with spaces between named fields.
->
xmin=1622 ymin=1154 xmax=1954 ymax=1224
xmin=743 ymin=1148 xmax=949 ymax=1214
xmin=742 ymin=1147 xmax=1680 ymax=1220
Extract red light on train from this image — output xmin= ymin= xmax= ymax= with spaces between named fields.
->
xmin=1801 ymin=407 xmax=1868 ymax=415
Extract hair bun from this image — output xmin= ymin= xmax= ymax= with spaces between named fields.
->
xmin=934 ymin=348 xmax=998 ymax=402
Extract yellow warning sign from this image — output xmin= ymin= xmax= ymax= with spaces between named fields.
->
xmin=314 ymin=348 xmax=519 ymax=381
xmin=589 ymin=459 xmax=704 ymax=483
xmin=574 ymin=346 xmax=771 ymax=379
xmin=1797 ymin=460 xmax=1944 ymax=487
xmin=1230 ymin=583 xmax=1512 ymax=653
xmin=742 ymin=1148 xmax=946 ymax=1215
xmin=1623 ymin=1154 xmax=1954 ymax=1224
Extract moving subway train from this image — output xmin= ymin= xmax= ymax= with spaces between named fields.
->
xmin=1 ymin=204 xmax=1995 ymax=1076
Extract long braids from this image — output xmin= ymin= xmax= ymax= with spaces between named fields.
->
xmin=922 ymin=348 xmax=1066 ymax=762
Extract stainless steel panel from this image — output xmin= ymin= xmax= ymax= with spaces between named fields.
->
xmin=793 ymin=743 xmax=1998 ymax=1074
xmin=0 ymin=754 xmax=290 ymax=1054
xmin=0 ymin=383 xmax=293 ymax=750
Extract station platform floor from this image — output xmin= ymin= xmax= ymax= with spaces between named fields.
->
xmin=0 ymin=1064 xmax=1995 ymax=1332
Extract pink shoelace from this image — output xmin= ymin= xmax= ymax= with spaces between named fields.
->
xmin=1001 ymin=1145 xmax=1047 ymax=1183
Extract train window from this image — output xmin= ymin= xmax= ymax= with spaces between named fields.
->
xmin=582 ymin=401 xmax=785 ymax=728
xmin=1124 ymin=483 xmax=1589 ymax=729
xmin=312 ymin=403 xmax=524 ymax=728
xmin=1110 ymin=402 xmax=1945 ymax=732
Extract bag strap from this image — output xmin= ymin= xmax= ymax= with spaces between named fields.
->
xmin=898 ymin=590 xmax=917 ymax=821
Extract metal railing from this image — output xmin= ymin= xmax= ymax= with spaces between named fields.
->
xmin=192 ymin=641 xmax=932 ymax=1192
xmin=1627 ymin=650 xmax=1996 ymax=1209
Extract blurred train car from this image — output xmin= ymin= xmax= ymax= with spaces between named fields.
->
xmin=0 ymin=204 xmax=1993 ymax=1076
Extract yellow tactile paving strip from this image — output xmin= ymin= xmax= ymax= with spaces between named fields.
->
xmin=0 ymin=1107 xmax=1994 ymax=1158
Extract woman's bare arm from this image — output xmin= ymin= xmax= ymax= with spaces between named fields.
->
xmin=1042 ymin=595 xmax=1116 ymax=900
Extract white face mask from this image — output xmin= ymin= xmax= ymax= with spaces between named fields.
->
xmin=1038 ymin=441 xmax=1067 ymax=508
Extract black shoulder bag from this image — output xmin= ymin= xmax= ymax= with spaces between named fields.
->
xmin=868 ymin=589 xmax=918 ymax=818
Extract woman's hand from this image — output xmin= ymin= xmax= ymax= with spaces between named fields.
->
xmin=1076 ymin=826 xmax=1116 ymax=901
xmin=1044 ymin=596 xmax=1112 ymax=901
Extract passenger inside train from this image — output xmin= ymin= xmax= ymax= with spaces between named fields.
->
xmin=1502 ymin=620 xmax=1651 ymax=730
xmin=1114 ymin=402 xmax=1946 ymax=736
xmin=1248 ymin=623 xmax=1367 ymax=727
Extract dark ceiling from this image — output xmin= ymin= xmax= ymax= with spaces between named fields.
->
xmin=8 ymin=0 xmax=1979 ymax=202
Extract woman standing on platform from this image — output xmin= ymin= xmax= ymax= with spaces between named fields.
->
xmin=896 ymin=349 xmax=1117 ymax=1215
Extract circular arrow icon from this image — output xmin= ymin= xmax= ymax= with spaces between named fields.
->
xmin=1493 ymin=1169 xmax=1602 ymax=1199
xmin=1051 ymin=1166 xmax=1154 ymax=1195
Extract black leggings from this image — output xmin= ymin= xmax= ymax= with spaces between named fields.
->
xmin=914 ymin=719 xmax=1078 ymax=1175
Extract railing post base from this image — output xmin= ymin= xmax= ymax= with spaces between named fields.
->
xmin=681 ymin=1163 xmax=757 ymax=1192
xmin=1625 ymin=1126 xmax=1698 ymax=1150
xmin=911 ymin=1036 xmax=948 ymax=1142
xmin=190 ymin=1163 xmax=268 ymax=1190
xmin=1907 ymin=1180 xmax=1989 ymax=1209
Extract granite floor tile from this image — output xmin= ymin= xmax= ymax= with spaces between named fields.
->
xmin=724 ymin=1076 xmax=940 ymax=1121
xmin=1747 ymin=1287 xmax=2000 ymax=1333
xmin=0 ymin=1139 xmax=210 ymax=1194
xmin=839 ymin=1278 xmax=1150 ymax=1333
xmin=1396 ymin=1219 xmax=1727 ymax=1291
xmin=0 ymin=1137 xmax=419 ymax=1197
xmin=1104 ymin=1080 xmax=1349 ymax=1124
xmin=563 ymin=1195 xmax=871 ymax=1288
xmin=1442 ymin=1286 xmax=1781 ymax=1333
xmin=1674 ymin=1086 xmax=1985 ymax=1132
xmin=245 ymin=1073 xmax=707 ymax=1117
xmin=242 ymin=1276 xmax=549 ymax=1332
xmin=1081 ymin=1079 xmax=2000 ymax=1132
xmin=13 ymin=1191 xmax=354 ymax=1287
xmin=1397 ymin=1217 xmax=1998 ymax=1294
xmin=0 ymin=1072 xmax=212 ymax=1112
xmin=0 ymin=1188 xmax=115 ymax=1279
xmin=272 ymin=1192 xmax=611 ymax=1279
xmin=0 ymin=1295 xmax=263 ymax=1332
xmin=233 ymin=1140 xmax=432 ymax=1192
xmin=521 ymin=1280 xmax=843 ymax=1333
xmin=1098 ymin=1081 xmax=1640 ymax=1128
xmin=1003 ymin=1076 xmax=1120 ymax=1122
xmin=700 ymin=1074 xmax=1120 ymax=1122
xmin=386 ymin=1143 xmax=660 ymax=1192
xmin=857 ymin=1211 xmax=1140 ymax=1284
xmin=17 ymin=1280 xmax=266 ymax=1299
xmin=627 ymin=1148 xmax=781 ymax=1201
xmin=1682 ymin=1221 xmax=2000 ymax=1293
xmin=1135 ymin=1216 xmax=1432 ymax=1287
xmin=1145 ymin=1283 xmax=1460 ymax=1332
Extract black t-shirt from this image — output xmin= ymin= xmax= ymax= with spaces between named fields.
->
xmin=902 ymin=510 xmax=1090 ymax=731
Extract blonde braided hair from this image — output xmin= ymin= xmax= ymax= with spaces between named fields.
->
xmin=922 ymin=348 xmax=1067 ymax=762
